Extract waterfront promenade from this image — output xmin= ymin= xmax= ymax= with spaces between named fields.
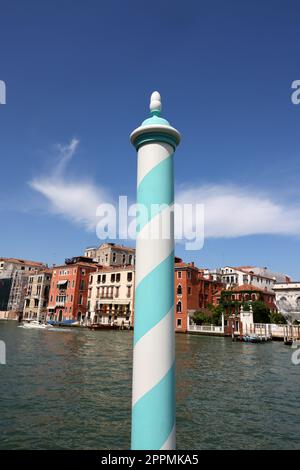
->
xmin=0 ymin=322 xmax=299 ymax=450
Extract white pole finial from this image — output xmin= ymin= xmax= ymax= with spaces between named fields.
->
xmin=150 ymin=91 xmax=162 ymax=114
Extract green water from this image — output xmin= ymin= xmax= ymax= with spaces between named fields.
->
xmin=0 ymin=322 xmax=299 ymax=450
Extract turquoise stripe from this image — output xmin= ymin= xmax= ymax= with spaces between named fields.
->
xmin=134 ymin=251 xmax=174 ymax=345
xmin=131 ymin=364 xmax=175 ymax=450
xmin=136 ymin=155 xmax=174 ymax=233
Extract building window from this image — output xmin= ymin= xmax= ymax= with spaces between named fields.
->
xmin=111 ymin=273 xmax=115 ymax=283
xmin=177 ymin=318 xmax=182 ymax=328
xmin=115 ymin=286 xmax=119 ymax=298
xmin=97 ymin=274 xmax=101 ymax=284
xmin=112 ymin=253 xmax=116 ymax=263
xmin=176 ymin=301 xmax=182 ymax=313
xmin=127 ymin=286 xmax=131 ymax=298
xmin=79 ymin=295 xmax=83 ymax=305
xmin=187 ymin=271 xmax=191 ymax=279
xmin=89 ymin=275 xmax=93 ymax=284
xmin=177 ymin=285 xmax=182 ymax=295
xmin=116 ymin=273 xmax=120 ymax=283
xmin=80 ymin=280 xmax=85 ymax=290
xmin=72 ymin=280 xmax=75 ymax=288
xmin=129 ymin=255 xmax=132 ymax=264
xmin=102 ymin=275 xmax=106 ymax=283
xmin=177 ymin=271 xmax=182 ymax=279
xmin=188 ymin=287 xmax=192 ymax=295
xmin=127 ymin=272 xmax=132 ymax=282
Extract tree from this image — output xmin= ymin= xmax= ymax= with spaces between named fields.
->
xmin=252 ymin=301 xmax=270 ymax=323
xmin=269 ymin=311 xmax=287 ymax=325
xmin=193 ymin=311 xmax=211 ymax=325
xmin=193 ymin=306 xmax=223 ymax=326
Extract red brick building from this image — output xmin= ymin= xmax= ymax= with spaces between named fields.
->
xmin=47 ymin=256 xmax=97 ymax=323
xmin=222 ymin=284 xmax=277 ymax=315
xmin=174 ymin=258 xmax=223 ymax=332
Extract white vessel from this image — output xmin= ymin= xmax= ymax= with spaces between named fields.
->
xmin=20 ymin=320 xmax=53 ymax=330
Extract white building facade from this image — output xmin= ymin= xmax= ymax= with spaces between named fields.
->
xmin=273 ymin=282 xmax=300 ymax=323
xmin=219 ymin=266 xmax=276 ymax=290
xmin=84 ymin=243 xmax=135 ymax=267
xmin=23 ymin=270 xmax=52 ymax=321
xmin=87 ymin=266 xmax=135 ymax=328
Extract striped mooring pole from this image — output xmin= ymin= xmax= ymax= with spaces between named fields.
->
xmin=130 ymin=92 xmax=181 ymax=450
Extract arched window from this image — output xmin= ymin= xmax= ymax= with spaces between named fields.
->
xmin=177 ymin=285 xmax=182 ymax=295
xmin=176 ymin=301 xmax=182 ymax=313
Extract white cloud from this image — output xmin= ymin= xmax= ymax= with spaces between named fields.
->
xmin=29 ymin=139 xmax=111 ymax=231
xmin=176 ymin=184 xmax=300 ymax=239
xmin=29 ymin=140 xmax=300 ymax=241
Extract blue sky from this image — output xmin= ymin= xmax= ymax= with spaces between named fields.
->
xmin=1 ymin=0 xmax=300 ymax=278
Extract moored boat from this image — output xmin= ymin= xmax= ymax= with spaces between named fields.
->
xmin=47 ymin=320 xmax=80 ymax=327
xmin=88 ymin=323 xmax=119 ymax=331
xmin=242 ymin=334 xmax=263 ymax=343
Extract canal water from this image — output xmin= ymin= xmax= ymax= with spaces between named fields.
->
xmin=0 ymin=322 xmax=299 ymax=450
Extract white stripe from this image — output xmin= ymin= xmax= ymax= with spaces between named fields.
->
xmin=160 ymin=424 xmax=176 ymax=450
xmin=135 ymin=204 xmax=174 ymax=288
xmin=132 ymin=307 xmax=175 ymax=407
xmin=137 ymin=142 xmax=173 ymax=187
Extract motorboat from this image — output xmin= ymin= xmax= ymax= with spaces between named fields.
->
xmin=242 ymin=334 xmax=263 ymax=343
xmin=47 ymin=319 xmax=80 ymax=327
xmin=88 ymin=323 xmax=119 ymax=331
xmin=20 ymin=320 xmax=54 ymax=330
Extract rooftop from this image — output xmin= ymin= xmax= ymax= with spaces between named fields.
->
xmin=0 ymin=257 xmax=45 ymax=267
xmin=230 ymin=284 xmax=275 ymax=295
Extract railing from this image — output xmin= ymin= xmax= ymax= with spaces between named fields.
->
xmin=188 ymin=324 xmax=224 ymax=334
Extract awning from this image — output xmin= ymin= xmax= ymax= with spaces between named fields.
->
xmin=57 ymin=280 xmax=68 ymax=286
xmin=98 ymin=299 xmax=130 ymax=305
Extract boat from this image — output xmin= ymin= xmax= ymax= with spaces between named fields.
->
xmin=20 ymin=320 xmax=54 ymax=330
xmin=88 ymin=323 xmax=119 ymax=331
xmin=284 ymin=339 xmax=294 ymax=346
xmin=47 ymin=320 xmax=80 ymax=327
xmin=242 ymin=334 xmax=263 ymax=343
